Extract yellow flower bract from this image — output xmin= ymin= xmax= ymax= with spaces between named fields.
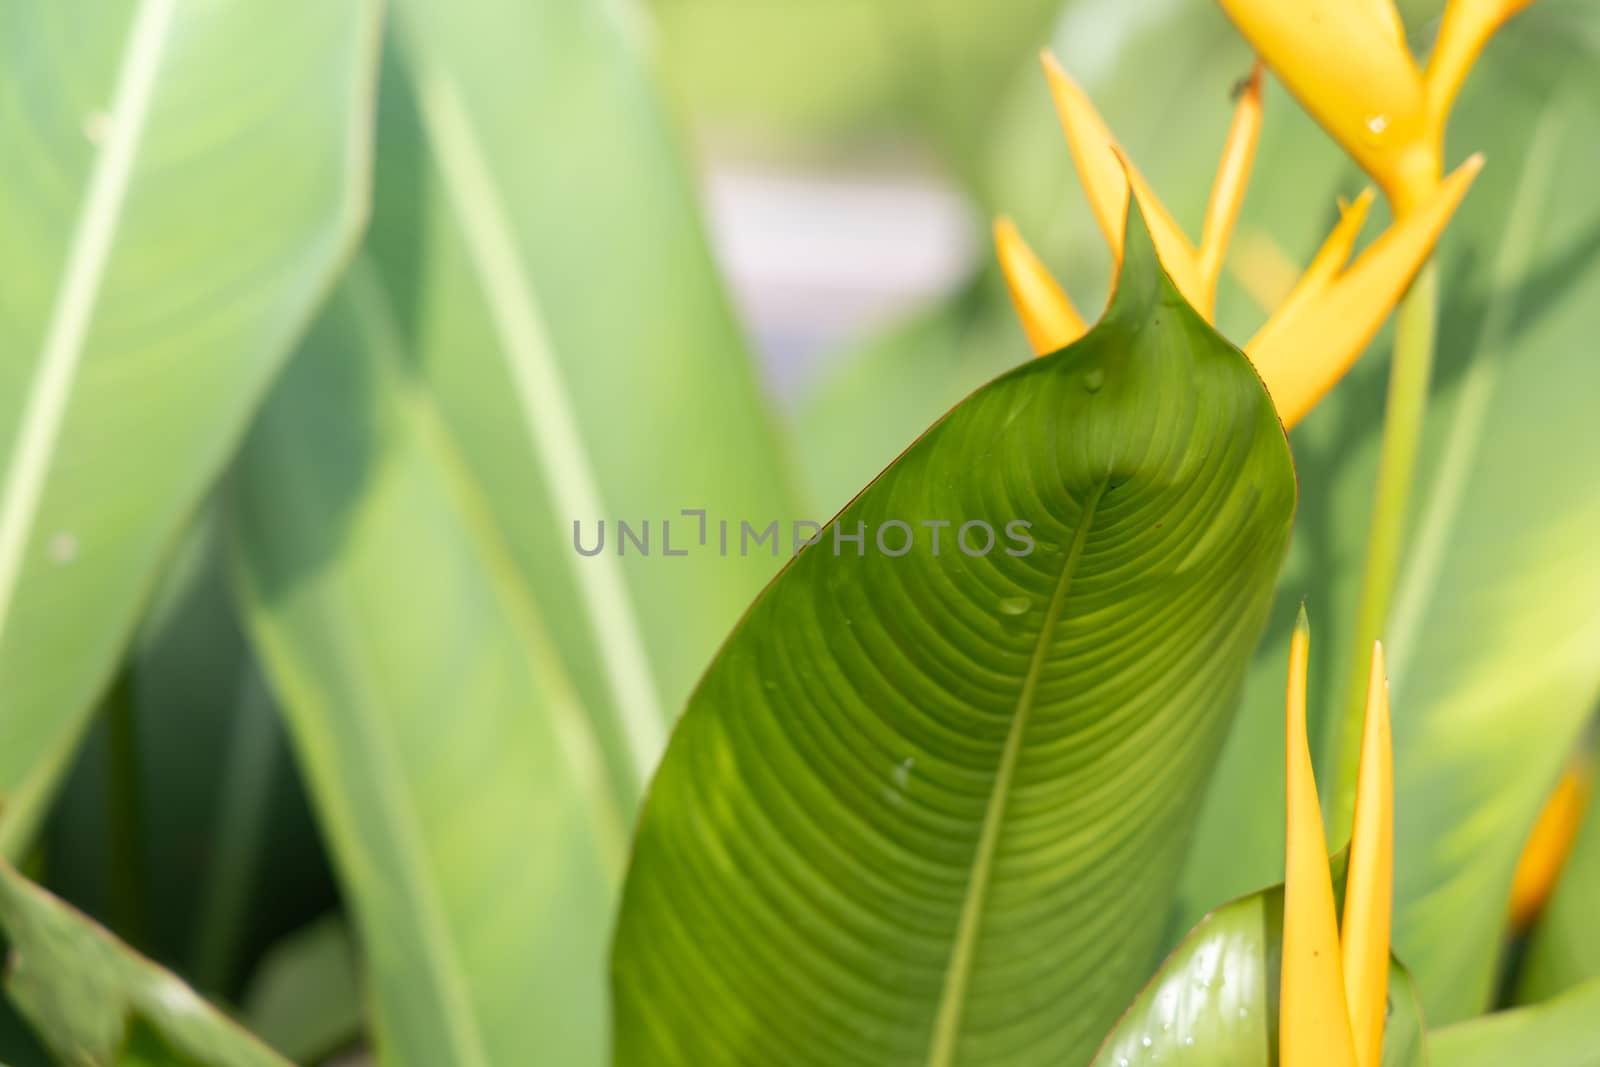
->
xmin=1281 ymin=616 xmax=1393 ymax=1067
xmin=994 ymin=53 xmax=1478 ymax=429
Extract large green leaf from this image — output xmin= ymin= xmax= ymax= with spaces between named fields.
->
xmin=1091 ymin=869 xmax=1427 ymax=1067
xmin=0 ymin=0 xmax=380 ymax=854
xmin=231 ymin=268 xmax=623 ymax=1066
xmin=1183 ymin=15 xmax=1600 ymax=1024
xmin=1516 ymin=756 xmax=1600 ymax=1004
xmin=375 ymin=0 xmax=800 ymax=800
xmin=0 ymin=860 xmax=289 ymax=1066
xmin=231 ymin=0 xmax=801 ymax=1059
xmin=1432 ymin=977 xmax=1600 ymax=1067
xmin=612 ymin=208 xmax=1296 ymax=1065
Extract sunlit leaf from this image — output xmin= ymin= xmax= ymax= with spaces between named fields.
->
xmin=613 ymin=206 xmax=1296 ymax=1064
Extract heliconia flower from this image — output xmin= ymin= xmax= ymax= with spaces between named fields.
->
xmin=1281 ymin=610 xmax=1393 ymax=1067
xmin=1216 ymin=0 xmax=1532 ymax=216
xmin=994 ymin=53 xmax=1481 ymax=428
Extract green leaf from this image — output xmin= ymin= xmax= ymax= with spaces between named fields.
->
xmin=230 ymin=270 xmax=622 ymax=1066
xmin=375 ymin=0 xmax=801 ymax=796
xmin=232 ymin=0 xmax=802 ymax=1059
xmin=1516 ymin=759 xmax=1600 ymax=1004
xmin=1183 ymin=21 xmax=1600 ymax=1024
xmin=612 ymin=206 xmax=1296 ymax=1065
xmin=0 ymin=0 xmax=381 ymax=854
xmin=1091 ymin=871 xmax=1427 ymax=1067
xmin=0 ymin=860 xmax=289 ymax=1067
xmin=1432 ymin=976 xmax=1600 ymax=1067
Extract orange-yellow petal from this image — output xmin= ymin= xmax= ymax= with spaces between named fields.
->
xmin=1217 ymin=0 xmax=1435 ymax=212
xmin=1040 ymin=53 xmax=1205 ymax=309
xmin=1282 ymin=609 xmax=1359 ymax=1067
xmin=1426 ymin=0 xmax=1537 ymax=131
xmin=993 ymin=217 xmax=1088 ymax=355
xmin=1341 ymin=642 xmax=1394 ymax=1067
xmin=1196 ymin=64 xmax=1265 ymax=312
xmin=1248 ymin=155 xmax=1481 ymax=428
xmin=1509 ymin=759 xmax=1595 ymax=930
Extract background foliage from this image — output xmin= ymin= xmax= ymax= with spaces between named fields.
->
xmin=0 ymin=0 xmax=1595 ymax=1063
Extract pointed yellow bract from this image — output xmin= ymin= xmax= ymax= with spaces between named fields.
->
xmin=993 ymin=218 xmax=1087 ymax=355
xmin=1281 ymin=611 xmax=1359 ymax=1067
xmin=1248 ymin=156 xmax=1482 ymax=426
xmin=1219 ymin=0 xmax=1529 ymax=216
xmin=1036 ymin=53 xmax=1263 ymax=318
xmin=1196 ymin=64 xmax=1264 ymax=309
xmin=994 ymin=55 xmax=1477 ymax=428
xmin=1427 ymin=0 xmax=1537 ymax=133
xmin=1280 ymin=617 xmax=1395 ymax=1067
xmin=1341 ymin=643 xmax=1394 ymax=1067
xmin=1040 ymin=53 xmax=1207 ymax=309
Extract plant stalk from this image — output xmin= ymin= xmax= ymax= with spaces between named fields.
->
xmin=1329 ymin=258 xmax=1439 ymax=841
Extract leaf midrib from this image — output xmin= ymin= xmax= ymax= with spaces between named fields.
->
xmin=272 ymin=579 xmax=493 ymax=1067
xmin=342 ymin=255 xmax=630 ymax=873
xmin=927 ymin=479 xmax=1108 ymax=1067
xmin=405 ymin=51 xmax=665 ymax=787
xmin=0 ymin=0 xmax=175 ymax=657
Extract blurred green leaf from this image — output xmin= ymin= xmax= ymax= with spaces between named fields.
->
xmin=0 ymin=860 xmax=289 ymax=1066
xmin=373 ymin=0 xmax=802 ymax=799
xmin=1183 ymin=17 xmax=1600 ymax=1024
xmin=231 ymin=267 xmax=622 ymax=1065
xmin=0 ymin=0 xmax=381 ymax=855
xmin=1432 ymin=977 xmax=1600 ymax=1067
xmin=231 ymin=0 xmax=804 ymax=1058
xmin=613 ymin=211 xmax=1296 ymax=1064
xmin=1517 ymin=757 xmax=1600 ymax=1004
xmin=1092 ymin=864 xmax=1427 ymax=1067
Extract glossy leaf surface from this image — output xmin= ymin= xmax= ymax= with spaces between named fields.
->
xmin=1092 ymin=875 xmax=1425 ymax=1067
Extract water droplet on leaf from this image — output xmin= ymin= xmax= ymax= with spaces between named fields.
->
xmin=998 ymin=596 xmax=1030 ymax=616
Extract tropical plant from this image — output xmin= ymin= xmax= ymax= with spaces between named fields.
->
xmin=0 ymin=0 xmax=1596 ymax=1064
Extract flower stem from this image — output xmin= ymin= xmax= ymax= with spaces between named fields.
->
xmin=1329 ymin=257 xmax=1438 ymax=840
